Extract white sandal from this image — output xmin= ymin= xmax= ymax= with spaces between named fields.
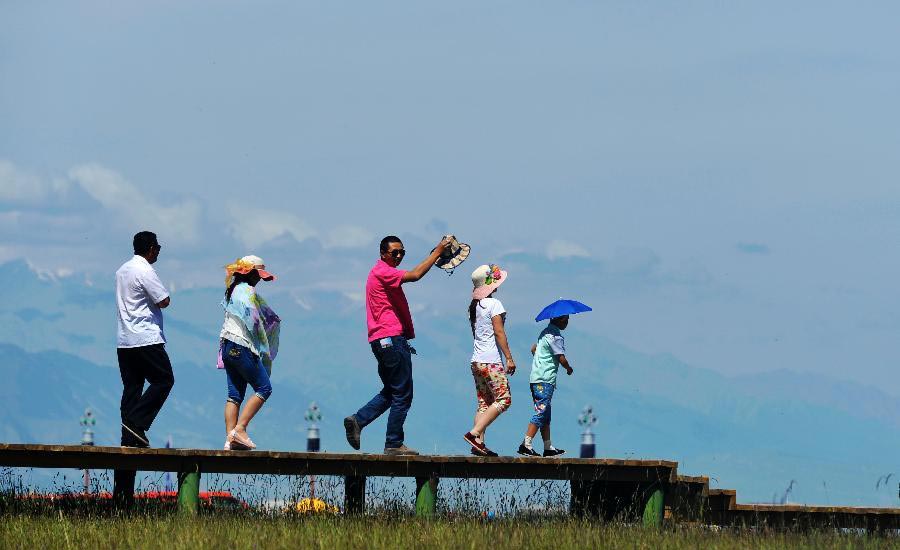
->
xmin=228 ymin=428 xmax=256 ymax=450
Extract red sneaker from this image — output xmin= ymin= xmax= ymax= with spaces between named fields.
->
xmin=464 ymin=432 xmax=487 ymax=453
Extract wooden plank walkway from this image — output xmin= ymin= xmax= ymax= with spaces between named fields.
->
xmin=0 ymin=444 xmax=676 ymax=482
xmin=1 ymin=443 xmax=898 ymax=530
xmin=700 ymin=485 xmax=900 ymax=530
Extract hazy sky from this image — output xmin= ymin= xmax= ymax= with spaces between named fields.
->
xmin=2 ymin=1 xmax=900 ymax=394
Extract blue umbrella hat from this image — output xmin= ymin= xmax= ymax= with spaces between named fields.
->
xmin=535 ymin=299 xmax=592 ymax=322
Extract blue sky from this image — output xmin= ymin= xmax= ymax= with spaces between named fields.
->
xmin=2 ymin=1 xmax=900 ymax=397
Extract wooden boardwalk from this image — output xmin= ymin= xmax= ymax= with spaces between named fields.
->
xmin=0 ymin=443 xmax=898 ymax=530
xmin=0 ymin=444 xmax=676 ymax=481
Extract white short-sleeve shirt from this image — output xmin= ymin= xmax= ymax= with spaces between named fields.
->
xmin=470 ymin=297 xmax=507 ymax=364
xmin=116 ymin=255 xmax=169 ymax=348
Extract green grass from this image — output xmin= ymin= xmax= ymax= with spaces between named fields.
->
xmin=1 ymin=515 xmax=897 ymax=550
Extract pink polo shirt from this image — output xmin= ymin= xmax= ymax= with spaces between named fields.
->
xmin=366 ymin=259 xmax=415 ymax=342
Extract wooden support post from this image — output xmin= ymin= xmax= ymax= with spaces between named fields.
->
xmin=570 ymin=480 xmax=594 ymax=518
xmin=575 ymin=481 xmax=668 ymax=524
xmin=706 ymin=489 xmax=736 ymax=527
xmin=344 ymin=475 xmax=366 ymax=515
xmin=590 ymin=481 xmax=640 ymax=521
xmin=668 ymin=477 xmax=708 ymax=524
xmin=177 ymin=469 xmax=201 ymax=516
xmin=866 ymin=513 xmax=885 ymax=535
xmin=642 ymin=488 xmax=665 ymax=527
xmin=415 ymin=477 xmax=439 ymax=518
xmin=113 ymin=469 xmax=136 ymax=508
xmin=570 ymin=481 xmax=583 ymax=517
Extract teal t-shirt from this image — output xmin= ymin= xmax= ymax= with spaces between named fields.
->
xmin=530 ymin=324 xmax=566 ymax=385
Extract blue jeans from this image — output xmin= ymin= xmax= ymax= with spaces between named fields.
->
xmin=354 ymin=336 xmax=413 ymax=449
xmin=221 ymin=339 xmax=272 ymax=404
xmin=529 ymin=382 xmax=555 ymax=428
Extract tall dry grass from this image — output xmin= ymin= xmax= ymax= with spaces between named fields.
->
xmin=1 ymin=515 xmax=898 ymax=550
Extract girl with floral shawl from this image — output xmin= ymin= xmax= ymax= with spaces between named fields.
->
xmin=218 ymin=256 xmax=281 ymax=451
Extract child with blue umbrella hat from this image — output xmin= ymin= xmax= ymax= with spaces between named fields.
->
xmin=517 ymin=298 xmax=591 ymax=457
xmin=534 ymin=299 xmax=592 ymax=322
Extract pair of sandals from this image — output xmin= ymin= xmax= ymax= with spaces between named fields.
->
xmin=223 ymin=429 xmax=256 ymax=451
xmin=464 ymin=432 xmax=498 ymax=457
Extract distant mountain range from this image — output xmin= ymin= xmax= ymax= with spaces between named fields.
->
xmin=1 ymin=260 xmax=897 ymax=506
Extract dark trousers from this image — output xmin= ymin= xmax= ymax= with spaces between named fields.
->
xmin=354 ymin=336 xmax=413 ymax=448
xmin=117 ymin=344 xmax=175 ymax=434
xmin=114 ymin=343 xmax=174 ymax=504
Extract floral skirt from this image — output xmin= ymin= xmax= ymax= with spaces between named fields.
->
xmin=470 ymin=362 xmax=512 ymax=413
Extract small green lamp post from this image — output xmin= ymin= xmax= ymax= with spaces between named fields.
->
xmin=577 ymin=405 xmax=597 ymax=458
xmin=305 ymin=402 xmax=322 ymax=498
xmin=79 ymin=408 xmax=95 ymax=494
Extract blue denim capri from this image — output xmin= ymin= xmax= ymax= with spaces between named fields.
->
xmin=221 ymin=339 xmax=272 ymax=405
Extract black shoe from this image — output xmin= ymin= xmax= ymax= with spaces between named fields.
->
xmin=517 ymin=443 xmax=540 ymax=457
xmin=471 ymin=447 xmax=499 ymax=457
xmin=344 ymin=416 xmax=361 ymax=450
xmin=121 ymin=423 xmax=149 ymax=448
xmin=543 ymin=448 xmax=566 ymax=457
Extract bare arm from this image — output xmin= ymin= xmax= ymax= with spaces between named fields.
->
xmin=492 ymin=315 xmax=515 ymax=374
xmin=156 ymin=297 xmax=170 ymax=309
xmin=402 ymin=238 xmax=451 ymax=283
xmin=558 ymin=354 xmax=573 ymax=375
xmin=530 ymin=343 xmax=537 ymax=355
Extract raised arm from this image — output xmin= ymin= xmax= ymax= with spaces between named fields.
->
xmin=492 ymin=314 xmax=515 ymax=375
xmin=401 ymin=237 xmax=451 ymax=283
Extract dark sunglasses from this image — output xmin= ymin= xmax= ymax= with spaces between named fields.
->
xmin=389 ymin=249 xmax=406 ymax=258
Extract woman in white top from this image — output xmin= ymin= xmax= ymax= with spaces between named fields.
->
xmin=462 ymin=264 xmax=515 ymax=457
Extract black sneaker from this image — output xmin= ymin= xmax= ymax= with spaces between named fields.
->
xmin=543 ymin=448 xmax=566 ymax=457
xmin=470 ymin=447 xmax=499 ymax=457
xmin=517 ymin=443 xmax=540 ymax=457
xmin=121 ymin=423 xmax=149 ymax=448
xmin=344 ymin=416 xmax=361 ymax=450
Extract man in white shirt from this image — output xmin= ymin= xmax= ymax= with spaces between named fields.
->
xmin=116 ymin=231 xmax=175 ymax=447
xmin=113 ymin=231 xmax=174 ymax=503
xmin=115 ymin=230 xmax=174 ymax=446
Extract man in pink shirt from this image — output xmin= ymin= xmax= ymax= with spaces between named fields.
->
xmin=344 ymin=235 xmax=451 ymax=455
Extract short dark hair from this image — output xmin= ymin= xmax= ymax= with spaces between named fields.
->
xmin=133 ymin=231 xmax=159 ymax=255
xmin=380 ymin=235 xmax=402 ymax=254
